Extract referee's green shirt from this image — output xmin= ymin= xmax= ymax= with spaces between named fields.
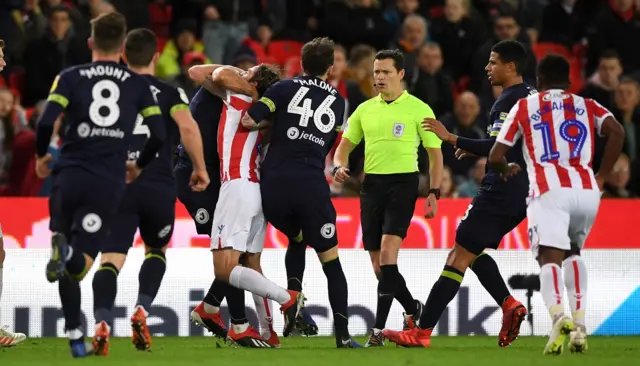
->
xmin=342 ymin=91 xmax=442 ymax=174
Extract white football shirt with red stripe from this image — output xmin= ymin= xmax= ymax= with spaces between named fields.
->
xmin=496 ymin=89 xmax=613 ymax=198
xmin=217 ymin=90 xmax=262 ymax=183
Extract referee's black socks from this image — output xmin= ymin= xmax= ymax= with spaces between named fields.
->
xmin=374 ymin=264 xmax=400 ymax=330
xmin=394 ymin=271 xmax=419 ymax=316
xmin=136 ymin=250 xmax=167 ymax=311
xmin=419 ymin=265 xmax=464 ymax=330
xmin=92 ymin=262 xmax=119 ymax=326
xmin=321 ymin=257 xmax=349 ymax=337
xmin=470 ymin=252 xmax=512 ymax=306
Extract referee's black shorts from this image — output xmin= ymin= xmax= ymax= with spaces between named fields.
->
xmin=360 ymin=173 xmax=419 ymax=251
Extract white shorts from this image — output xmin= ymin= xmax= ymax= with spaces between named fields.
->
xmin=210 ymin=179 xmax=266 ymax=253
xmin=527 ymin=188 xmax=601 ymax=258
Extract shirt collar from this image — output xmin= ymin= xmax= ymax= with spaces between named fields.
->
xmin=375 ymin=90 xmax=409 ymax=104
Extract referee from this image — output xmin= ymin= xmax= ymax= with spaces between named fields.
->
xmin=333 ymin=49 xmax=443 ymax=347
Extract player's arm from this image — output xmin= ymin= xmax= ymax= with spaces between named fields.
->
xmin=590 ymin=99 xmax=625 ymax=185
xmin=243 ymin=80 xmax=285 ymax=130
xmin=188 ymin=64 xmax=244 ymax=85
xmin=171 ymin=88 xmax=206 ymax=172
xmin=211 ymin=66 xmax=258 ymax=100
xmin=36 ymin=74 xmax=68 ymax=158
xmin=417 ymin=103 xmax=444 ymax=192
xmin=135 ymin=85 xmax=166 ymax=170
xmin=488 ymin=102 xmax=523 ymax=174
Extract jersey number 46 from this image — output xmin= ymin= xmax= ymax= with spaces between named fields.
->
xmin=287 ymin=86 xmax=337 ymax=133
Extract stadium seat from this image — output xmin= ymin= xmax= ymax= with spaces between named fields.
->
xmin=568 ymin=57 xmax=585 ymax=93
xmin=267 ymin=41 xmax=303 ymax=66
xmin=284 ymin=56 xmax=302 ymax=78
xmin=532 ymin=42 xmax=571 ymax=61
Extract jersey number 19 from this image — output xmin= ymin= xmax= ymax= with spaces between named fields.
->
xmin=287 ymin=86 xmax=337 ymax=133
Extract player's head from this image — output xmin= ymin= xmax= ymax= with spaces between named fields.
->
xmin=300 ymin=37 xmax=335 ymax=79
xmin=0 ymin=39 xmax=5 ymax=72
xmin=124 ymin=28 xmax=158 ymax=69
xmin=89 ymin=11 xmax=127 ymax=55
xmin=373 ymin=49 xmax=405 ymax=94
xmin=537 ymin=54 xmax=570 ymax=91
xmin=246 ymin=64 xmax=281 ymax=96
xmin=485 ymin=40 xmax=527 ymax=86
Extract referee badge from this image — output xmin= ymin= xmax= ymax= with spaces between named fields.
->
xmin=393 ymin=122 xmax=405 ymax=137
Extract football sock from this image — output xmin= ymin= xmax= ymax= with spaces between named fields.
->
xmin=394 ymin=272 xmax=418 ymax=315
xmin=322 ymin=257 xmax=349 ymax=337
xmin=539 ymin=263 xmax=565 ymax=321
xmin=229 ymin=266 xmax=291 ymax=305
xmin=203 ymin=278 xmax=227 ymax=310
xmin=252 ymin=294 xmax=274 ymax=338
xmin=419 ymin=265 xmax=464 ymax=330
xmin=136 ymin=250 xmax=167 ymax=311
xmin=373 ymin=264 xmax=399 ymax=330
xmin=226 ymin=285 xmax=247 ymax=325
xmin=59 ymin=275 xmax=83 ymax=333
xmin=470 ymin=252 xmax=512 ymax=306
xmin=92 ymin=262 xmax=119 ymax=326
xmin=64 ymin=245 xmax=87 ymax=278
xmin=285 ymin=239 xmax=306 ymax=292
xmin=563 ymin=255 xmax=587 ymax=330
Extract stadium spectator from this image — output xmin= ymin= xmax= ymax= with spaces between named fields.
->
xmin=169 ymin=51 xmax=206 ymax=100
xmin=440 ymin=165 xmax=459 ymax=198
xmin=201 ymin=0 xmax=256 ymax=65
xmin=384 ymin=0 xmax=421 ymax=32
xmin=429 ymin=0 xmax=488 ymax=80
xmin=321 ymin=0 xmax=393 ymax=51
xmin=407 ymin=42 xmax=454 ymax=118
xmin=108 ymin=0 xmax=150 ymax=31
xmin=346 ymin=44 xmax=377 ymax=112
xmin=457 ymin=156 xmax=486 ymax=197
xmin=41 ymin=1 xmax=86 ymax=37
xmin=580 ymin=50 xmax=623 ymax=111
xmin=439 ymin=91 xmax=486 ymax=180
xmin=2 ymin=0 xmax=46 ymax=67
xmin=391 ymin=14 xmax=428 ymax=81
xmin=587 ymin=0 xmax=640 ymax=77
xmin=273 ymin=0 xmax=318 ymax=41
xmin=0 ymin=88 xmax=17 ymax=184
xmin=156 ymin=19 xmax=210 ymax=81
xmin=613 ymin=77 xmax=640 ymax=161
xmin=232 ymin=53 xmax=258 ymax=72
xmin=538 ymin=0 xmax=585 ymax=50
xmin=603 ymin=154 xmax=635 ymax=198
xmin=23 ymin=5 xmax=90 ymax=107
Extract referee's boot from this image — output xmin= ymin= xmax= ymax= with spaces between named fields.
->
xmin=403 ymin=300 xmax=424 ymax=330
xmin=364 ymin=328 xmax=385 ymax=347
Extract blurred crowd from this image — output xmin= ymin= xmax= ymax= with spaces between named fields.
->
xmin=1 ymin=0 xmax=640 ymax=199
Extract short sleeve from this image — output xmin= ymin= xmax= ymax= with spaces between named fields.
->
xmin=342 ymin=103 xmax=364 ymax=144
xmin=586 ymin=98 xmax=613 ymax=136
xmin=496 ymin=100 xmax=523 ymax=147
xmin=416 ymin=102 xmax=442 ymax=148
xmin=170 ymin=86 xmax=190 ymax=117
xmin=47 ymin=72 xmax=72 ymax=109
xmin=138 ymin=78 xmax=161 ymax=118
xmin=248 ymin=80 xmax=286 ymax=123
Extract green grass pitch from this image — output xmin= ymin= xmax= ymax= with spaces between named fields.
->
xmin=3 ymin=336 xmax=639 ymax=366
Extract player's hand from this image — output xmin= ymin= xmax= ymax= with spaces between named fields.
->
xmin=595 ymin=173 xmax=605 ymax=192
xmin=35 ymin=153 xmax=53 ymax=179
xmin=501 ymin=163 xmax=522 ymax=181
xmin=125 ymin=161 xmax=142 ymax=184
xmin=455 ymin=148 xmax=476 ymax=160
xmin=424 ymin=193 xmax=438 ymax=219
xmin=422 ymin=118 xmax=454 ymax=143
xmin=190 ymin=169 xmax=210 ymax=192
xmin=333 ymin=166 xmax=350 ymax=183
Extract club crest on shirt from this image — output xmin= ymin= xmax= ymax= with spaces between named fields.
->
xmin=393 ymin=122 xmax=405 ymax=137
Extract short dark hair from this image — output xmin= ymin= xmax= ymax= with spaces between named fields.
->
xmin=600 ymin=49 xmax=620 ymax=62
xmin=301 ymin=37 xmax=335 ymax=77
xmin=124 ymin=28 xmax=158 ymax=68
xmin=537 ymin=54 xmax=570 ymax=88
xmin=0 ymin=39 xmax=4 ymax=48
xmin=49 ymin=4 xmax=70 ymax=18
xmin=91 ymin=12 xmax=127 ymax=54
xmin=491 ymin=40 xmax=528 ymax=75
xmin=253 ymin=64 xmax=281 ymax=96
xmin=375 ymin=49 xmax=404 ymax=71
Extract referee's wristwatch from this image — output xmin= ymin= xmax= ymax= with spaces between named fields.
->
xmin=428 ymin=188 xmax=441 ymax=200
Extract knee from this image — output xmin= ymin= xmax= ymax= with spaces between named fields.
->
xmin=71 ymin=254 xmax=95 ymax=281
xmin=537 ymin=246 xmax=565 ymax=267
xmin=445 ymin=245 xmax=475 ymax=272
xmin=213 ymin=250 xmax=238 ymax=282
xmin=371 ymin=259 xmax=382 ymax=280
xmin=145 ymin=244 xmax=167 ymax=255
xmin=100 ymin=253 xmax=126 ymax=272
xmin=380 ymin=235 xmax=401 ymax=265
xmin=243 ymin=253 xmax=262 ymax=273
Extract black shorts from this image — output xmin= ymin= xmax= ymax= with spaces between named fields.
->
xmin=103 ymin=182 xmax=176 ymax=254
xmin=360 ymin=173 xmax=419 ymax=251
xmin=455 ymin=190 xmax=526 ymax=255
xmin=174 ymin=163 xmax=220 ymax=236
xmin=49 ymin=168 xmax=125 ymax=259
xmin=261 ymin=175 xmax=337 ymax=253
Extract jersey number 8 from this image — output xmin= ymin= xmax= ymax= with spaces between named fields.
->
xmin=287 ymin=86 xmax=336 ymax=133
xmin=89 ymin=79 xmax=121 ymax=127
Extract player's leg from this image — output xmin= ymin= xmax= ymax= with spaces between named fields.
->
xmin=529 ymin=191 xmax=574 ymax=355
xmin=298 ymin=189 xmax=360 ymax=349
xmin=564 ymin=190 xmax=599 ymax=353
xmin=284 ymin=236 xmax=318 ymax=336
xmin=243 ymin=252 xmax=278 ymax=347
xmin=0 ymin=224 xmax=26 ymax=347
xmin=212 ymin=181 xmax=302 ymax=340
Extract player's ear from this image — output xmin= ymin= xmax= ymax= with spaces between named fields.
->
xmin=121 ymin=52 xmax=129 ymax=64
xmin=398 ymin=68 xmax=405 ymax=80
xmin=326 ymin=65 xmax=334 ymax=78
xmin=153 ymin=52 xmax=160 ymax=65
xmin=87 ymin=37 xmax=93 ymax=51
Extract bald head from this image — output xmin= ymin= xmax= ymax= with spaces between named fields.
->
xmin=455 ymin=91 xmax=480 ymax=126
xmin=402 ymin=15 xmax=427 ymax=48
